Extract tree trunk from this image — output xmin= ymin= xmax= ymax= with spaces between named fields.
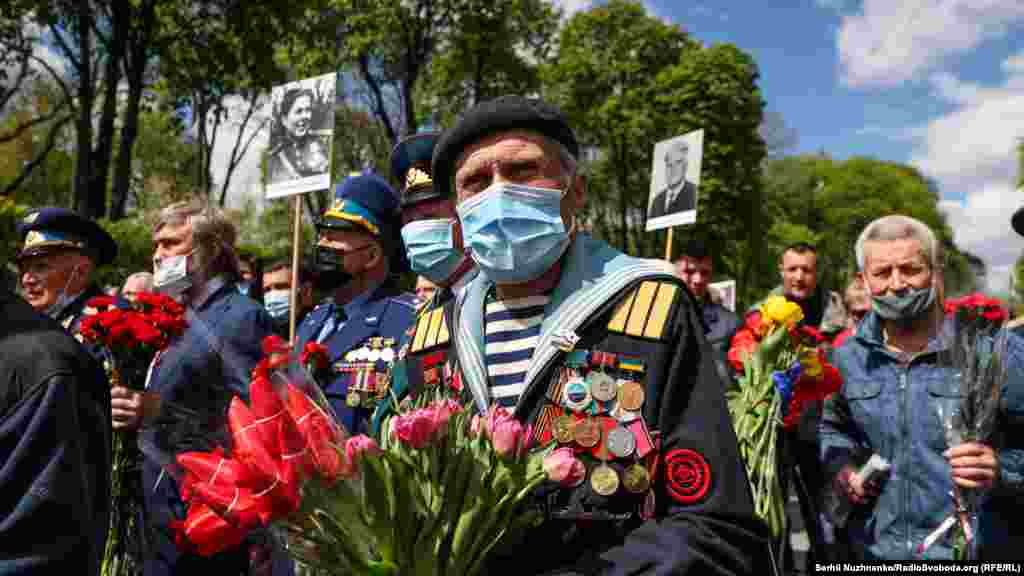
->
xmin=88 ymin=3 xmax=127 ymax=220
xmin=73 ymin=0 xmax=94 ymax=216
xmin=110 ymin=0 xmax=154 ymax=220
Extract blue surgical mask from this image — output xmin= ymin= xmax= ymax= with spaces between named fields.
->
xmin=871 ymin=285 xmax=935 ymax=321
xmin=401 ymin=218 xmax=470 ymax=285
xmin=154 ymin=250 xmax=197 ymax=298
xmin=264 ymin=289 xmax=290 ymax=319
xmin=456 ymin=182 xmax=573 ymax=284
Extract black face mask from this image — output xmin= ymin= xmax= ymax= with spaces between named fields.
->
xmin=313 ymin=245 xmax=353 ymax=290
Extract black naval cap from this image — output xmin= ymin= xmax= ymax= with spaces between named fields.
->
xmin=390 ymin=132 xmax=444 ymax=208
xmin=431 ymin=95 xmax=579 ymax=199
xmin=15 ymin=207 xmax=117 ymax=266
xmin=1013 ymin=205 xmax=1024 ymax=238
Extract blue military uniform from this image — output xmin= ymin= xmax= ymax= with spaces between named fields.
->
xmin=15 ymin=207 xmax=126 ymax=364
xmin=295 ymin=174 xmax=417 ymax=433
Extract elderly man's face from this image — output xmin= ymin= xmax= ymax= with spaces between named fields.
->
xmin=861 ymin=238 xmax=932 ymax=298
xmin=780 ymin=250 xmax=818 ymax=301
xmin=121 ymin=276 xmax=151 ymax=303
xmin=284 ymin=95 xmax=312 ymax=140
xmin=665 ymin=145 xmax=688 ymax=188
xmin=18 ymin=250 xmax=90 ymax=311
xmin=453 ymin=130 xmax=584 ymax=232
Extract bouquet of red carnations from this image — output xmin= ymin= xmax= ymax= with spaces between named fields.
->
xmin=726 ymin=296 xmax=843 ymax=538
xmin=163 ymin=336 xmax=550 ymax=575
xmin=80 ymin=292 xmax=188 ymax=576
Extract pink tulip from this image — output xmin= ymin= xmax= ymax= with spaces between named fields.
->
xmin=470 ymin=414 xmax=483 ymax=437
xmin=543 ymin=447 xmax=585 ymax=487
xmin=491 ymin=417 xmax=525 ymax=458
xmin=345 ymin=435 xmax=382 ymax=472
xmin=391 ymin=409 xmax=436 ymax=449
xmin=429 ymin=399 xmax=463 ymax=438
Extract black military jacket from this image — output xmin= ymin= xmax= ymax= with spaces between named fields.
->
xmin=0 ymin=286 xmax=111 ymax=573
xmin=384 ymin=236 xmax=771 ymax=575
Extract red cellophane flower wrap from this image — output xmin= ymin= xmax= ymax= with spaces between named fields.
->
xmin=163 ymin=335 xmax=549 ymax=575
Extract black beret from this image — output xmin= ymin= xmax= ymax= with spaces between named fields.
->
xmin=16 ymin=207 xmax=118 ymax=266
xmin=431 ymin=95 xmax=579 ymax=199
xmin=1013 ymin=206 xmax=1024 ymax=238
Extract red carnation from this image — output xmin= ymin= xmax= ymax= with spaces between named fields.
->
xmin=86 ymin=295 xmax=117 ymax=310
xmin=300 ymin=342 xmax=329 ymax=371
xmin=262 ymin=335 xmax=290 ymax=356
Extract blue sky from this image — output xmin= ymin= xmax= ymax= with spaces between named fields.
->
xmin=561 ymin=0 xmax=1024 ymax=290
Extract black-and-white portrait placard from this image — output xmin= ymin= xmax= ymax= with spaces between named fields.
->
xmin=265 ymin=73 xmax=336 ymax=199
xmin=645 ymin=129 xmax=703 ymax=231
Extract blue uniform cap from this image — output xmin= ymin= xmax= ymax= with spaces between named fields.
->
xmin=390 ymin=132 xmax=443 ymax=208
xmin=318 ymin=173 xmax=401 ymax=237
xmin=16 ymin=207 xmax=117 ymax=266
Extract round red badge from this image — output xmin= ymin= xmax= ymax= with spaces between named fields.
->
xmin=664 ymin=449 xmax=711 ymax=505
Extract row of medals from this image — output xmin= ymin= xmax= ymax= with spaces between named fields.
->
xmin=340 ymin=337 xmax=397 ymax=408
xmin=551 ymin=357 xmax=652 ymax=498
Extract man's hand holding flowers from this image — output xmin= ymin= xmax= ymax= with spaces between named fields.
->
xmin=110 ymin=386 xmax=162 ymax=430
xmin=945 ymin=442 xmax=999 ymax=490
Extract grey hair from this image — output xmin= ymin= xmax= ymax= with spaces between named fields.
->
xmin=854 ymin=214 xmax=943 ymax=271
xmin=152 ymin=198 xmax=241 ymax=280
xmin=122 ymin=271 xmax=154 ymax=291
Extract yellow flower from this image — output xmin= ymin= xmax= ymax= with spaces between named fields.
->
xmin=760 ymin=296 xmax=804 ymax=328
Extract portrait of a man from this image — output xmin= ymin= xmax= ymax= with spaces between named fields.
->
xmin=266 ymin=73 xmax=336 ymax=198
xmin=645 ymin=130 xmax=703 ymax=231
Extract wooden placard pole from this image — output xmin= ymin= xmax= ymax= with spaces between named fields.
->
xmin=664 ymin=227 xmax=674 ymax=262
xmin=288 ymin=195 xmax=302 ymax=344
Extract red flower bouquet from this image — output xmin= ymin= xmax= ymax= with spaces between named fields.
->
xmin=80 ymin=292 xmax=187 ymax=576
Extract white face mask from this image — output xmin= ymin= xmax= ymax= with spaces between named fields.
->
xmin=154 ymin=250 xmax=196 ymax=297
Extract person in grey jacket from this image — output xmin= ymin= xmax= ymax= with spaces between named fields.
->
xmin=821 ymin=214 xmax=1023 ymax=560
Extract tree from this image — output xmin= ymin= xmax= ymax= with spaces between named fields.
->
xmin=544 ymin=0 xmax=767 ymax=304
xmin=760 ymin=154 xmax=978 ymax=301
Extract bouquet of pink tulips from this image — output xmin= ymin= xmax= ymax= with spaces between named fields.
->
xmin=165 ymin=337 xmax=550 ymax=576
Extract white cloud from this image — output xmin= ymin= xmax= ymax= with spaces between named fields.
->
xmin=837 ymin=0 xmax=1024 ymax=88
xmin=553 ymin=0 xmax=593 ymax=17
xmin=911 ymin=53 xmax=1024 ymax=293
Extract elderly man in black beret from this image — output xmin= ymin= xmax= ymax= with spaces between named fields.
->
xmin=411 ymin=95 xmax=772 ymax=574
xmin=15 ymin=207 xmax=123 ymax=362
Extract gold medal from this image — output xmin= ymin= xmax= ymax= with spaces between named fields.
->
xmin=574 ymin=417 xmax=601 ymax=448
xmin=622 ymin=463 xmax=651 ymax=493
xmin=590 ymin=463 xmax=620 ymax=496
xmin=553 ymin=414 xmax=576 ymax=444
xmin=618 ymin=381 xmax=645 ymax=412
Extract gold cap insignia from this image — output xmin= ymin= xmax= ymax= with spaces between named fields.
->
xmin=405 ymin=165 xmax=432 ymax=191
xmin=23 ymin=212 xmax=39 ymax=224
xmin=25 ymin=230 xmax=43 ymax=246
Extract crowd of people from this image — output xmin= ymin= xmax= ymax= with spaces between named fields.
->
xmin=0 ymin=94 xmax=1021 ymax=576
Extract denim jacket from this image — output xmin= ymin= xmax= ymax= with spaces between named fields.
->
xmin=820 ymin=311 xmax=1024 ymax=560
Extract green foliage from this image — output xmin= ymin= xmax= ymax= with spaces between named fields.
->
xmin=544 ymin=0 xmax=766 ymax=305
xmin=94 ymin=217 xmax=154 ymax=290
xmin=760 ymin=154 xmax=978 ymax=302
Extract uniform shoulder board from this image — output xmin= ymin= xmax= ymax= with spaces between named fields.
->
xmin=409 ymin=304 xmax=451 ymax=353
xmin=607 ymin=279 xmax=680 ymax=341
